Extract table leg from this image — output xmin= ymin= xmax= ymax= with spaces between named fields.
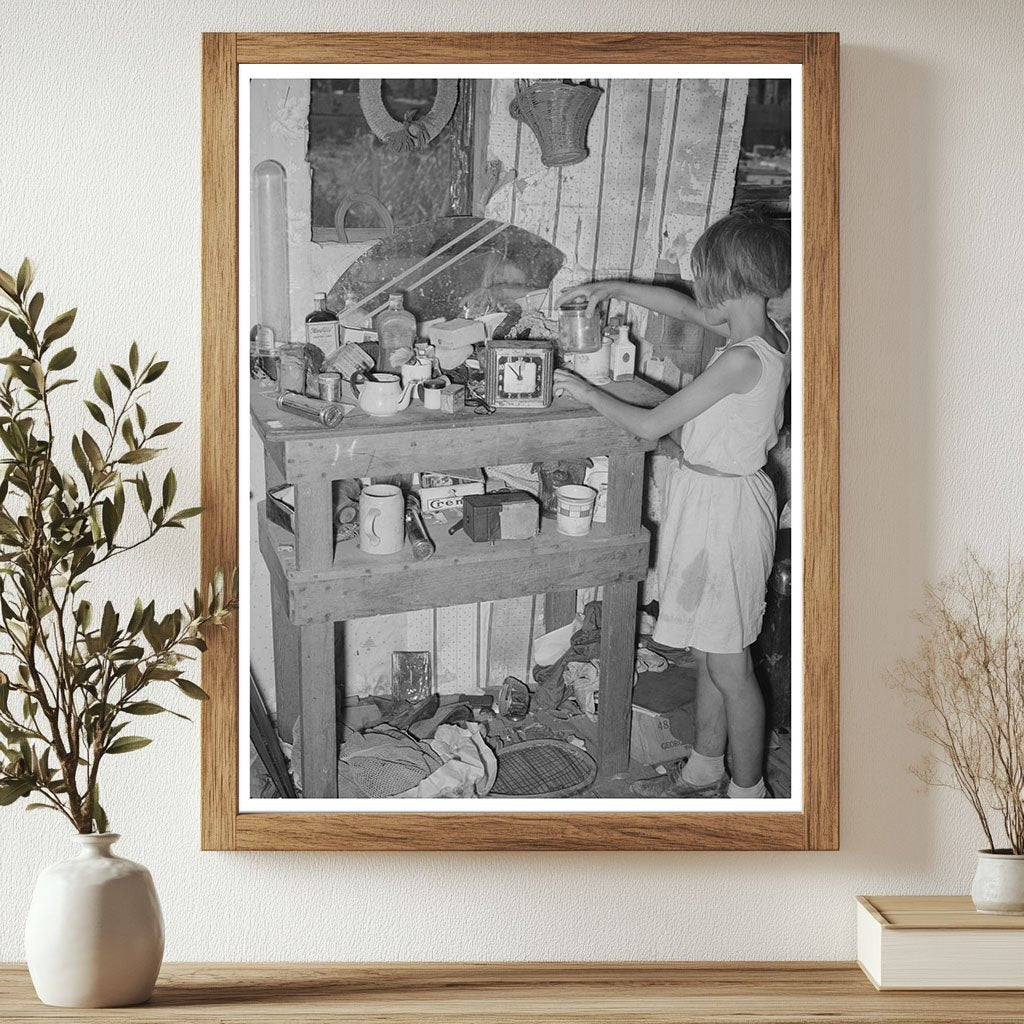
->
xmin=598 ymin=581 xmax=639 ymax=775
xmin=297 ymin=620 xmax=338 ymax=799
xmin=269 ymin=581 xmax=300 ymax=744
xmin=293 ymin=479 xmax=334 ymax=570
xmin=290 ymin=478 xmax=337 ymax=797
xmin=596 ymin=451 xmax=646 ymax=774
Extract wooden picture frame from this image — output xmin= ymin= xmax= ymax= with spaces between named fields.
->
xmin=201 ymin=32 xmax=839 ymax=851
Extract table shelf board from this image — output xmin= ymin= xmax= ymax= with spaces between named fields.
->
xmin=252 ymin=380 xmax=661 ymax=483
xmin=259 ymin=502 xmax=649 ymax=623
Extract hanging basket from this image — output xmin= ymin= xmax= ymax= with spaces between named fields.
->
xmin=509 ymin=79 xmax=603 ymax=168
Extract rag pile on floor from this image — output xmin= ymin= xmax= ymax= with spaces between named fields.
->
xmin=285 ymin=600 xmax=697 ymax=799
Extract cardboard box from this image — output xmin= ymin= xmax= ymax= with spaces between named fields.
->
xmin=417 ymin=481 xmax=484 ymax=518
xmin=630 ymin=705 xmax=690 ymax=766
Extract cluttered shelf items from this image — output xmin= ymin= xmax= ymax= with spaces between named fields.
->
xmin=246 ymin=73 xmax=795 ymax=804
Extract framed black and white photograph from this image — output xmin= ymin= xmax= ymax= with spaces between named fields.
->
xmin=201 ymin=32 xmax=838 ymax=851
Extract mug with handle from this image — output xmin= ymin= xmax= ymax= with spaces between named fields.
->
xmin=359 ymin=484 xmax=405 ymax=555
xmin=417 ymin=376 xmax=449 ymax=410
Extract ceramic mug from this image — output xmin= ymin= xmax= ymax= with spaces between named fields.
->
xmin=400 ymin=360 xmax=434 ymax=390
xmin=359 ymin=484 xmax=405 ymax=555
xmin=417 ymin=377 xmax=448 ymax=410
xmin=555 ymin=484 xmax=597 ymax=537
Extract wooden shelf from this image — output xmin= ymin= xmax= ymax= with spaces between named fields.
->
xmin=3 ymin=961 xmax=1021 ymax=1023
xmin=259 ymin=502 xmax=649 ymax=623
xmin=252 ymin=379 xmax=661 ymax=483
xmin=251 ymin=375 xmax=662 ymax=796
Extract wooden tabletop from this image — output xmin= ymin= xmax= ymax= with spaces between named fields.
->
xmin=3 ymin=962 xmax=1023 ymax=1023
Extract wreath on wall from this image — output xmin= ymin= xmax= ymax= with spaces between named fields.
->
xmin=358 ymin=79 xmax=460 ymax=153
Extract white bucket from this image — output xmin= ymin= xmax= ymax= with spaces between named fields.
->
xmin=555 ymin=484 xmax=597 ymax=536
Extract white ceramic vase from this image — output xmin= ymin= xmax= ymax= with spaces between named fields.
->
xmin=25 ymin=833 xmax=164 ymax=1007
xmin=971 ymin=850 xmax=1024 ymax=915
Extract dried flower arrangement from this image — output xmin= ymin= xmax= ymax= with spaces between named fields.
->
xmin=895 ymin=552 xmax=1024 ymax=854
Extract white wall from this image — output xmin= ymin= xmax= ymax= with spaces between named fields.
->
xmin=1 ymin=0 xmax=1022 ymax=962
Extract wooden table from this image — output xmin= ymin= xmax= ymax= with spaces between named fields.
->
xmin=252 ymin=379 xmax=661 ymax=798
xmin=4 ymin=962 xmax=1023 ymax=1022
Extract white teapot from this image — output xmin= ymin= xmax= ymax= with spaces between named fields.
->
xmin=352 ymin=372 xmax=415 ymax=417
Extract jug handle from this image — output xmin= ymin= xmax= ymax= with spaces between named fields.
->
xmin=398 ymin=382 xmax=415 ymax=411
xmin=364 ymin=507 xmax=381 ymax=545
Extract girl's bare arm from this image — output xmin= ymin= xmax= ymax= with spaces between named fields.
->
xmin=557 ymin=281 xmax=731 ymax=338
xmin=554 ymin=346 xmax=761 ymax=441
xmin=617 ymin=283 xmax=731 ymax=338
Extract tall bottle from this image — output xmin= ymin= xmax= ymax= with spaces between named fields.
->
xmin=375 ymin=293 xmax=417 ymax=372
xmin=610 ymin=324 xmax=636 ymax=382
xmin=305 ymin=293 xmax=340 ymax=357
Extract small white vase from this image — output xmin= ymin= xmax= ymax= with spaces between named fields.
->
xmin=25 ymin=833 xmax=164 ymax=1007
xmin=971 ymin=849 xmax=1024 ymax=915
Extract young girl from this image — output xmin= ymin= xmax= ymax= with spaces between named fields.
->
xmin=554 ymin=207 xmax=790 ymax=800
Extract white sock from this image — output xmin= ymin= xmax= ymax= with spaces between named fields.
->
xmin=727 ymin=777 xmax=768 ymax=799
xmin=678 ymin=751 xmax=725 ymax=785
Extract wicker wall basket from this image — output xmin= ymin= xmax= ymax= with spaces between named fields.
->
xmin=509 ymin=79 xmax=604 ymax=168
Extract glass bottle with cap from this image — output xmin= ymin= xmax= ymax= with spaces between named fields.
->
xmin=304 ymin=292 xmax=340 ymax=357
xmin=375 ymin=293 xmax=417 ymax=372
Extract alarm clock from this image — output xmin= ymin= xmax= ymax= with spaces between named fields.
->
xmin=483 ymin=339 xmax=555 ymax=409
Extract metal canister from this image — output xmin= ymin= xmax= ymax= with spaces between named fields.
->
xmin=557 ymin=296 xmax=603 ymax=353
xmin=276 ymin=392 xmax=345 ymax=428
xmin=316 ymin=371 xmax=342 ymax=403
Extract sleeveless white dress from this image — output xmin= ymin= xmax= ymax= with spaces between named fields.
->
xmin=652 ymin=330 xmax=791 ymax=654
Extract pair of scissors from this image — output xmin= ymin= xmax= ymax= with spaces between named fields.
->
xmin=465 ymin=383 xmax=495 ymax=415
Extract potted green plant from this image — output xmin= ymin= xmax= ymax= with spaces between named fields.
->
xmin=0 ymin=260 xmax=236 ymax=1006
xmin=896 ymin=553 xmax=1024 ymax=913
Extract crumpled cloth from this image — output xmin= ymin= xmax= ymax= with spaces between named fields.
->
xmin=397 ymin=723 xmax=497 ymax=799
xmin=636 ymin=647 xmax=669 ymax=674
xmin=339 ymin=724 xmax=443 ymax=798
xmin=564 ymin=660 xmax=600 ymax=721
xmin=533 ymin=601 xmax=603 ymax=709
xmin=532 ymin=616 xmax=582 ymax=667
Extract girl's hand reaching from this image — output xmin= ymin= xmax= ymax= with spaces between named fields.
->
xmin=554 ymin=369 xmax=596 ymax=405
xmin=556 ymin=280 xmax=621 ymax=317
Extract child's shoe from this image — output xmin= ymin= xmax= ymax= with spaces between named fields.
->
xmin=630 ymin=760 xmax=729 ymax=798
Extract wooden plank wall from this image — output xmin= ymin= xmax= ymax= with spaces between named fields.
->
xmin=483 ymin=77 xmax=748 ymax=341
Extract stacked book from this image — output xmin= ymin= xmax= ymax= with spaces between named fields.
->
xmin=857 ymin=895 xmax=1024 ymax=989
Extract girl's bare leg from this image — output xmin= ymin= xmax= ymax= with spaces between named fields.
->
xmin=692 ymin=649 xmax=727 ymax=758
xmin=704 ymin=648 xmax=765 ymax=788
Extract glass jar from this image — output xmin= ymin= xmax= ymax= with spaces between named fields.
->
xmin=277 ymin=344 xmax=308 ymax=394
xmin=375 ymin=293 xmax=417 ymax=371
xmin=557 ymin=296 xmax=603 ymax=353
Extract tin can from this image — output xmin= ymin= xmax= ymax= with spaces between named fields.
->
xmin=570 ymin=338 xmax=612 ymax=383
xmin=316 ymin=371 xmax=342 ymax=403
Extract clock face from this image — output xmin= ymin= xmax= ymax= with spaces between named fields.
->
xmin=484 ymin=341 xmax=554 ymax=408
xmin=500 ymin=357 xmax=539 ymax=395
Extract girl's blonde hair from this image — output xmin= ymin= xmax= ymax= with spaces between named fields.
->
xmin=691 ymin=206 xmax=790 ymax=308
